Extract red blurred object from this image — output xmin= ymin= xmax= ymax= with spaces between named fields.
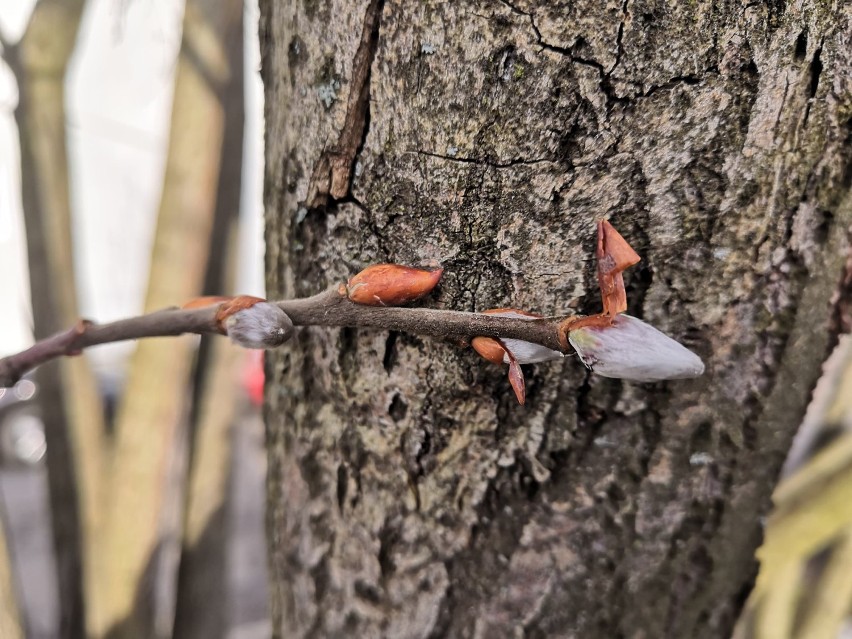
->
xmin=242 ymin=350 xmax=265 ymax=406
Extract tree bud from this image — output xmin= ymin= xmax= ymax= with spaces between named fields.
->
xmin=221 ymin=301 xmax=294 ymax=349
xmin=472 ymin=309 xmax=564 ymax=365
xmin=346 ymin=264 xmax=443 ymax=306
xmin=472 ymin=309 xmax=564 ymax=405
xmin=181 ymin=295 xmax=233 ymax=309
xmin=567 ymin=314 xmax=704 ymax=381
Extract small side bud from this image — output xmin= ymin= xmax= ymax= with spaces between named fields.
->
xmin=208 ymin=297 xmax=294 ymax=349
xmin=471 ymin=336 xmax=508 ymax=364
xmin=346 ymin=264 xmax=443 ymax=306
xmin=567 ymin=314 xmax=704 ymax=382
xmin=472 ymin=309 xmax=564 ymax=406
xmin=222 ymin=302 xmax=294 ymax=349
xmin=472 ymin=309 xmax=563 ymax=365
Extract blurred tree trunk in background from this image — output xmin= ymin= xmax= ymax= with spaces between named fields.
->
xmin=0 ymin=505 xmax=23 ymax=639
xmin=174 ymin=338 xmax=243 ymax=639
xmin=260 ymin=0 xmax=852 ymax=637
xmin=736 ymin=335 xmax=852 ymax=639
xmin=174 ymin=6 xmax=246 ymax=634
xmin=2 ymin=1 xmax=106 ymax=637
xmin=97 ymin=0 xmax=242 ymax=637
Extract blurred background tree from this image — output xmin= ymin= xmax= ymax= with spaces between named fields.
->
xmin=3 ymin=2 xmax=105 ymax=634
xmin=0 ymin=1 xmax=268 ymax=638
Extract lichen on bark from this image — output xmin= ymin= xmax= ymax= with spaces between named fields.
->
xmin=260 ymin=0 xmax=852 ymax=637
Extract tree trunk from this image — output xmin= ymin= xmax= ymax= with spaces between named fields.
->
xmin=4 ymin=1 xmax=106 ymax=636
xmin=260 ymin=1 xmax=852 ymax=637
xmin=98 ymin=0 xmax=241 ymax=636
xmin=0 ymin=501 xmax=23 ymax=639
xmin=173 ymin=5 xmax=245 ymax=637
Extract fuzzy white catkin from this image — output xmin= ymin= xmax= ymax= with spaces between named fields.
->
xmin=568 ymin=314 xmax=704 ymax=381
xmin=224 ymin=302 xmax=294 ymax=349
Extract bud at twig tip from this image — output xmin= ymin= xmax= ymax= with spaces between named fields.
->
xmin=223 ymin=301 xmax=294 ymax=350
xmin=568 ymin=314 xmax=704 ymax=382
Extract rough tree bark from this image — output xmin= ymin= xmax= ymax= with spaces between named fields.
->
xmin=260 ymin=1 xmax=852 ymax=637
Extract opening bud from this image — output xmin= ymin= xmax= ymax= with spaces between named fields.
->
xmin=208 ymin=297 xmax=294 ymax=349
xmin=472 ymin=309 xmax=563 ymax=365
xmin=567 ymin=314 xmax=704 ymax=382
xmin=472 ymin=309 xmax=564 ymax=405
xmin=222 ymin=302 xmax=294 ymax=349
xmin=346 ymin=264 xmax=443 ymax=306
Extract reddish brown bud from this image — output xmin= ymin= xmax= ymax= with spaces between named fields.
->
xmin=471 ymin=336 xmax=507 ymax=364
xmin=597 ymin=220 xmax=641 ymax=316
xmin=472 ymin=309 xmax=563 ymax=365
xmin=346 ymin=264 xmax=443 ymax=306
xmin=181 ymin=295 xmax=234 ymax=310
xmin=472 ymin=335 xmax=527 ymax=404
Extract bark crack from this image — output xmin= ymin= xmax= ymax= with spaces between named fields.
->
xmin=413 ymin=149 xmax=557 ymax=168
xmin=637 ymin=68 xmax=719 ymax=99
xmin=497 ymin=0 xmax=629 ymax=113
xmin=499 ymin=0 xmax=605 ymax=71
xmin=773 ymin=76 xmax=791 ymax=137
xmin=305 ymin=0 xmax=385 ymax=209
xmin=499 ymin=0 xmax=716 ymax=114
xmin=339 ymin=191 xmax=391 ymax=259
xmin=802 ymin=39 xmax=824 ymax=128
xmin=608 ymin=0 xmax=630 ymax=76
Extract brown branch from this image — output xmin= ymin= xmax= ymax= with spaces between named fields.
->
xmin=0 ymin=306 xmax=220 ymax=387
xmin=0 ymin=289 xmax=574 ymax=388
xmin=278 ymin=289 xmax=567 ymax=348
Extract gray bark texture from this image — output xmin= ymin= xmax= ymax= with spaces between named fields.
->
xmin=259 ymin=1 xmax=852 ymax=637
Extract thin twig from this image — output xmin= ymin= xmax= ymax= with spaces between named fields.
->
xmin=0 ymin=289 xmax=575 ymax=388
xmin=1 ymin=224 xmax=708 ymax=389
xmin=278 ymin=289 xmax=567 ymax=349
xmin=0 ymin=307 xmax=220 ymax=387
